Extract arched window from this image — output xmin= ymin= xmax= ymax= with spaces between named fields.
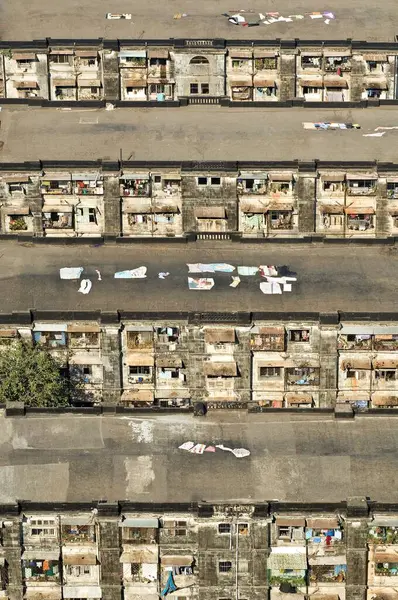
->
xmin=190 ymin=56 xmax=209 ymax=65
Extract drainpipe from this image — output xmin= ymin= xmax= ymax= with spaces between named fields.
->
xmin=235 ymin=519 xmax=239 ymax=600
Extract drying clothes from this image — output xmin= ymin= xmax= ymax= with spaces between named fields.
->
xmin=230 ymin=276 xmax=241 ymax=288
xmin=60 ymin=267 xmax=83 ymax=280
xmin=78 ymin=279 xmax=92 ymax=294
xmin=259 ymin=265 xmax=278 ymax=276
xmin=260 ymin=281 xmax=282 ymax=294
xmin=237 ymin=266 xmax=258 ymax=276
xmin=179 ymin=441 xmax=195 ymax=451
xmin=186 ymin=263 xmax=235 ymax=273
xmin=161 ymin=571 xmax=178 ymax=597
xmin=114 ymin=267 xmax=147 ymax=278
xmin=188 ymin=277 xmax=214 ymax=290
xmin=158 ymin=272 xmax=170 ymax=279
xmin=190 ymin=443 xmax=206 ymax=454
xmin=95 ymin=269 xmax=102 ymax=281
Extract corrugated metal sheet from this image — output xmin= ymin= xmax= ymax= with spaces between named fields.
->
xmin=14 ymin=80 xmax=38 ymax=89
xmin=121 ymin=390 xmax=154 ymax=402
xmin=3 ymin=205 xmax=30 ymax=215
xmin=285 ymin=393 xmax=313 ymax=405
xmin=22 ymin=551 xmax=59 ymax=560
xmin=42 ymin=202 xmax=73 ymax=213
xmin=205 ymin=328 xmax=235 ymax=344
xmin=67 ymin=324 xmax=100 ymax=333
xmin=120 ymin=547 xmax=158 ymax=564
xmin=229 ymin=50 xmax=252 ymax=58
xmin=122 ymin=199 xmax=152 ymax=214
xmin=120 ymin=518 xmax=159 ymax=527
xmin=364 ymin=80 xmax=388 ymax=90
xmin=62 ymin=552 xmax=97 ymax=565
xmin=69 ymin=353 xmax=102 ymax=366
xmin=341 ymin=358 xmax=372 ymax=370
xmin=63 ymin=587 xmax=101 ymax=599
xmin=372 ymin=357 xmax=398 ymax=369
xmin=253 ymin=77 xmax=276 ymax=87
xmin=75 ymin=50 xmax=98 ymax=58
xmin=306 ymin=517 xmax=339 ymax=529
xmin=268 ymin=550 xmax=307 ymax=570
xmin=123 ymin=79 xmax=147 ymax=87
xmin=52 ymin=79 xmax=76 ymax=87
xmin=156 ymin=356 xmax=183 ymax=368
xmin=240 ymin=200 xmax=268 ymax=213
xmin=268 ymin=172 xmax=293 ymax=182
xmin=275 ymin=518 xmax=305 ymax=526
xmin=324 ymin=78 xmax=348 ymax=88
xmin=204 ymin=361 xmax=237 ymax=377
xmin=309 ymin=555 xmax=346 ymax=565
xmin=161 ymin=555 xmax=193 ymax=566
xmin=0 ymin=329 xmax=17 ymax=337
xmin=375 ymin=551 xmax=398 ymax=563
xmin=319 ymin=204 xmax=344 ymax=214
xmin=195 ymin=207 xmax=226 ymax=219
xmin=229 ymin=77 xmax=253 ymax=87
xmin=126 ymin=353 xmax=154 ymax=366
xmin=77 ymin=78 xmax=101 ymax=87
xmin=147 ymin=49 xmax=169 ymax=59
xmin=372 ymin=393 xmax=398 ymax=407
xmin=33 ymin=323 xmax=67 ymax=332
xmin=13 ymin=53 xmax=36 ymax=60
xmin=254 ymin=50 xmax=277 ymax=58
xmin=299 ymin=79 xmax=323 ymax=87
xmin=320 ymin=173 xmax=346 ymax=182
xmin=345 ymin=207 xmax=375 ymax=215
xmin=119 ymin=50 xmax=146 ymax=58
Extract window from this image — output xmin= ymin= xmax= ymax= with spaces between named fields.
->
xmin=131 ymin=563 xmax=140 ymax=576
xmin=210 ymin=177 xmax=221 ymax=185
xmin=190 ymin=56 xmax=209 ymax=64
xmin=218 ymin=523 xmax=231 ymax=534
xmin=150 ymin=58 xmax=167 ymax=66
xmin=278 ymin=526 xmax=290 ymax=538
xmin=375 ymin=370 xmax=397 ymax=381
xmin=201 ymin=83 xmax=209 ymax=94
xmin=30 ymin=518 xmax=57 ymax=537
xmin=198 ymin=177 xmax=208 ymax=186
xmin=238 ymin=559 xmax=249 ymax=573
xmin=163 ymin=520 xmax=187 ymax=536
xmin=346 ymin=369 xmax=366 ymax=380
xmin=83 ymin=366 xmax=92 ymax=376
xmin=289 ymin=329 xmax=310 ymax=342
xmin=51 ymin=54 xmax=72 ymax=64
xmin=238 ymin=523 xmax=249 ymax=535
xmin=303 ymin=86 xmax=321 ymax=94
xmin=259 ymin=366 xmax=281 ymax=378
xmin=129 ymin=366 xmax=151 ymax=375
xmin=17 ymin=58 xmax=34 ymax=67
xmin=219 ymin=561 xmax=232 ymax=573
xmin=190 ymin=83 xmax=199 ymax=94
xmin=154 ymin=175 xmax=161 ymax=183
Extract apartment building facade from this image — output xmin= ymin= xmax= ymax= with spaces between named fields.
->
xmin=0 ymin=39 xmax=397 ymax=103
xmin=2 ymin=160 xmax=398 ymax=240
xmin=0 ymin=498 xmax=394 ymax=600
xmin=2 ymin=311 xmax=398 ymax=410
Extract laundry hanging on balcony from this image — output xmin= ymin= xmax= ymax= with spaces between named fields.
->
xmin=161 ymin=571 xmax=178 ymax=597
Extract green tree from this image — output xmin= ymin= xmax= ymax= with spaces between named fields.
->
xmin=0 ymin=340 xmax=72 ymax=406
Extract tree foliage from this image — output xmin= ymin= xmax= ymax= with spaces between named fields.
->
xmin=0 ymin=341 xmax=72 ymax=406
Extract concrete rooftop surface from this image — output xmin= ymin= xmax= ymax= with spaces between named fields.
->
xmin=0 ymin=241 xmax=397 ymax=314
xmin=0 ymin=412 xmax=397 ymax=503
xmin=0 ymin=0 xmax=396 ymax=42
xmin=1 ymin=106 xmax=398 ymax=163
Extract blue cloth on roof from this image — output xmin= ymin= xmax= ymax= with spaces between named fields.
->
xmin=313 ymin=536 xmax=322 ymax=543
xmin=326 ymin=529 xmax=335 ymax=536
xmin=161 ymin=571 xmax=178 ymax=597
